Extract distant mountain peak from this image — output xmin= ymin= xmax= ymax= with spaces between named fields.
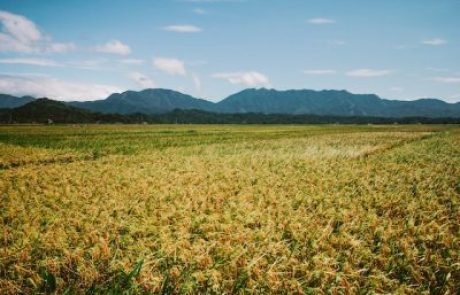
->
xmin=0 ymin=94 xmax=35 ymax=109
xmin=68 ymin=88 xmax=216 ymax=114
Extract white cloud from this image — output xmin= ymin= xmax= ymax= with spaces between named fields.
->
xmin=119 ymin=58 xmax=144 ymax=65
xmin=94 ymin=40 xmax=131 ymax=55
xmin=153 ymin=57 xmax=186 ymax=75
xmin=46 ymin=42 xmax=76 ymax=53
xmin=0 ymin=58 xmax=62 ymax=67
xmin=0 ymin=74 xmax=121 ymax=101
xmin=0 ymin=33 xmax=34 ymax=52
xmin=192 ymin=74 xmax=202 ymax=92
xmin=346 ymin=69 xmax=391 ymax=77
xmin=164 ymin=25 xmax=202 ymax=33
xmin=390 ymin=86 xmax=404 ymax=92
xmin=67 ymin=59 xmax=108 ymax=71
xmin=128 ymin=72 xmax=156 ymax=89
xmin=421 ymin=38 xmax=447 ymax=46
xmin=308 ymin=18 xmax=336 ymax=25
xmin=0 ymin=10 xmax=74 ymax=53
xmin=426 ymin=67 xmax=449 ymax=73
xmin=212 ymin=71 xmax=270 ymax=86
xmin=193 ymin=8 xmax=207 ymax=14
xmin=0 ymin=10 xmax=41 ymax=51
xmin=431 ymin=76 xmax=460 ymax=83
xmin=448 ymin=94 xmax=460 ymax=102
xmin=303 ymin=69 xmax=337 ymax=75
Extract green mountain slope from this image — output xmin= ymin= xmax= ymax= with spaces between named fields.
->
xmin=0 ymin=94 xmax=35 ymax=108
xmin=68 ymin=88 xmax=216 ymax=114
xmin=217 ymin=88 xmax=460 ymax=117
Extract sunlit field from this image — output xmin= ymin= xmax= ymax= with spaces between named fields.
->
xmin=0 ymin=124 xmax=459 ymax=294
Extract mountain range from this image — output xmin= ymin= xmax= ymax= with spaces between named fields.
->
xmin=0 ymin=94 xmax=35 ymax=109
xmin=1 ymin=98 xmax=458 ymax=124
xmin=1 ymin=88 xmax=460 ymax=118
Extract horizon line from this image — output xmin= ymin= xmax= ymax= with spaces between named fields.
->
xmin=1 ymin=87 xmax=458 ymax=104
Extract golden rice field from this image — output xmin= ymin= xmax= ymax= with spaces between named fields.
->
xmin=0 ymin=124 xmax=459 ymax=294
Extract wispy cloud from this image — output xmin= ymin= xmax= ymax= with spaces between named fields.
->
xmin=212 ymin=71 xmax=270 ymax=86
xmin=94 ymin=40 xmax=131 ymax=55
xmin=0 ymin=74 xmax=120 ymax=100
xmin=448 ymin=93 xmax=460 ymax=102
xmin=67 ymin=59 xmax=109 ymax=71
xmin=426 ymin=67 xmax=449 ymax=72
xmin=303 ymin=69 xmax=337 ymax=75
xmin=192 ymin=74 xmax=202 ymax=92
xmin=193 ymin=8 xmax=207 ymax=14
xmin=421 ymin=38 xmax=447 ymax=46
xmin=47 ymin=42 xmax=76 ymax=53
xmin=346 ymin=69 xmax=391 ymax=77
xmin=119 ymin=58 xmax=144 ymax=65
xmin=153 ymin=57 xmax=187 ymax=75
xmin=128 ymin=72 xmax=156 ymax=89
xmin=431 ymin=76 xmax=460 ymax=83
xmin=164 ymin=25 xmax=202 ymax=33
xmin=0 ymin=10 xmax=75 ymax=53
xmin=0 ymin=58 xmax=62 ymax=67
xmin=390 ymin=86 xmax=404 ymax=92
xmin=308 ymin=18 xmax=336 ymax=25
xmin=0 ymin=10 xmax=42 ymax=53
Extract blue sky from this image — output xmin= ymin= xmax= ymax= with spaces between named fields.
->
xmin=0 ymin=0 xmax=459 ymax=102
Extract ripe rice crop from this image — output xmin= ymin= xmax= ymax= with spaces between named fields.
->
xmin=0 ymin=124 xmax=459 ymax=294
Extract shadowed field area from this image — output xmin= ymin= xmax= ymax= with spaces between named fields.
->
xmin=0 ymin=125 xmax=459 ymax=294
